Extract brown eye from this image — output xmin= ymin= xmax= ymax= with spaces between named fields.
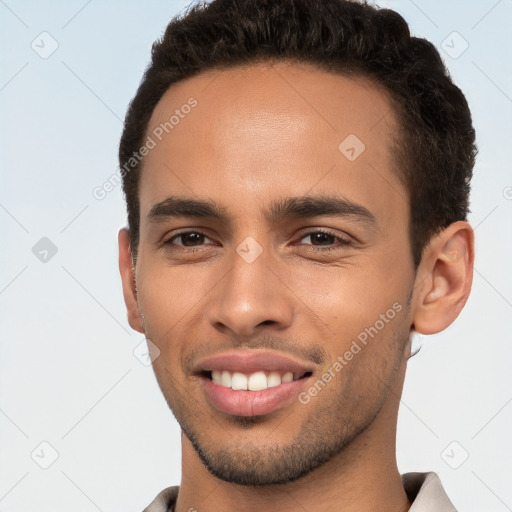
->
xmin=166 ymin=232 xmax=211 ymax=247
xmin=298 ymin=230 xmax=351 ymax=250
xmin=303 ymin=232 xmax=336 ymax=246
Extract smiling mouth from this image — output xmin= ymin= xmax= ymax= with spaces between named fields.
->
xmin=201 ymin=369 xmax=313 ymax=391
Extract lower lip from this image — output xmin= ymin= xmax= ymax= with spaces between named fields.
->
xmin=201 ymin=376 xmax=310 ymax=417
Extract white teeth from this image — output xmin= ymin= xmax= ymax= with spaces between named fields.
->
xmin=221 ymin=370 xmax=232 ymax=387
xmin=231 ymin=372 xmax=248 ymax=390
xmin=282 ymin=372 xmax=293 ymax=383
xmin=209 ymin=370 xmax=303 ymax=390
xmin=267 ymin=372 xmax=282 ymax=388
xmin=248 ymin=371 xmax=267 ymax=391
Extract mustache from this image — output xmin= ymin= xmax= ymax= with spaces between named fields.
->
xmin=184 ymin=333 xmax=327 ymax=370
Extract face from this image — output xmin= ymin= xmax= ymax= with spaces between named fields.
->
xmin=131 ymin=61 xmax=417 ymax=485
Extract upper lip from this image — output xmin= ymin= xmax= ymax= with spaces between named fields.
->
xmin=193 ymin=349 xmax=315 ymax=376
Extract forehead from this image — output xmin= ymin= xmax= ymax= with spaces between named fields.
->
xmin=139 ymin=61 xmax=406 ymax=226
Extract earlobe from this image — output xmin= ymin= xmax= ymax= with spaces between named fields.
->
xmin=412 ymin=221 xmax=474 ymax=335
xmin=118 ymin=228 xmax=145 ymax=333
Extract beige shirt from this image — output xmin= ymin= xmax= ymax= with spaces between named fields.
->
xmin=143 ymin=471 xmax=457 ymax=511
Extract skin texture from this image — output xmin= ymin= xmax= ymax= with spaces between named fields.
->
xmin=119 ymin=61 xmax=474 ymax=512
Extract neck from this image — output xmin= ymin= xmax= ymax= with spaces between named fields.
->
xmin=176 ymin=353 xmax=411 ymax=512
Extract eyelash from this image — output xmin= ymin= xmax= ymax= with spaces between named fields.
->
xmin=162 ymin=229 xmax=352 ymax=252
xmin=294 ymin=230 xmax=352 ymax=251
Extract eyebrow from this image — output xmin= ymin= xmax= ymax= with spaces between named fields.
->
xmin=147 ymin=195 xmax=377 ymax=227
xmin=147 ymin=197 xmax=230 ymax=224
xmin=265 ymin=195 xmax=376 ymax=225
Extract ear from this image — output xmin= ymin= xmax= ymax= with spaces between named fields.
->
xmin=118 ymin=228 xmax=145 ymax=333
xmin=412 ymin=221 xmax=474 ymax=335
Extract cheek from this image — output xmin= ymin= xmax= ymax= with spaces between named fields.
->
xmin=136 ymin=245 xmax=412 ymax=363
xmin=289 ymin=263 xmax=406 ymax=340
xmin=136 ymin=264 xmax=211 ymax=344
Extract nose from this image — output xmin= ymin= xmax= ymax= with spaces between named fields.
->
xmin=206 ymin=244 xmax=294 ymax=338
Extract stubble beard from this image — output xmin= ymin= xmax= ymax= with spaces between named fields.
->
xmin=166 ymin=334 xmax=407 ymax=487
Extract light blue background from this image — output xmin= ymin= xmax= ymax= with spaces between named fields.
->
xmin=1 ymin=0 xmax=511 ymax=510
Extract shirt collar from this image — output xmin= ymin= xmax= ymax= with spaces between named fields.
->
xmin=402 ymin=472 xmax=457 ymax=511
xmin=143 ymin=472 xmax=457 ymax=511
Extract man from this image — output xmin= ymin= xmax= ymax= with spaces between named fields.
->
xmin=118 ymin=0 xmax=475 ymax=510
